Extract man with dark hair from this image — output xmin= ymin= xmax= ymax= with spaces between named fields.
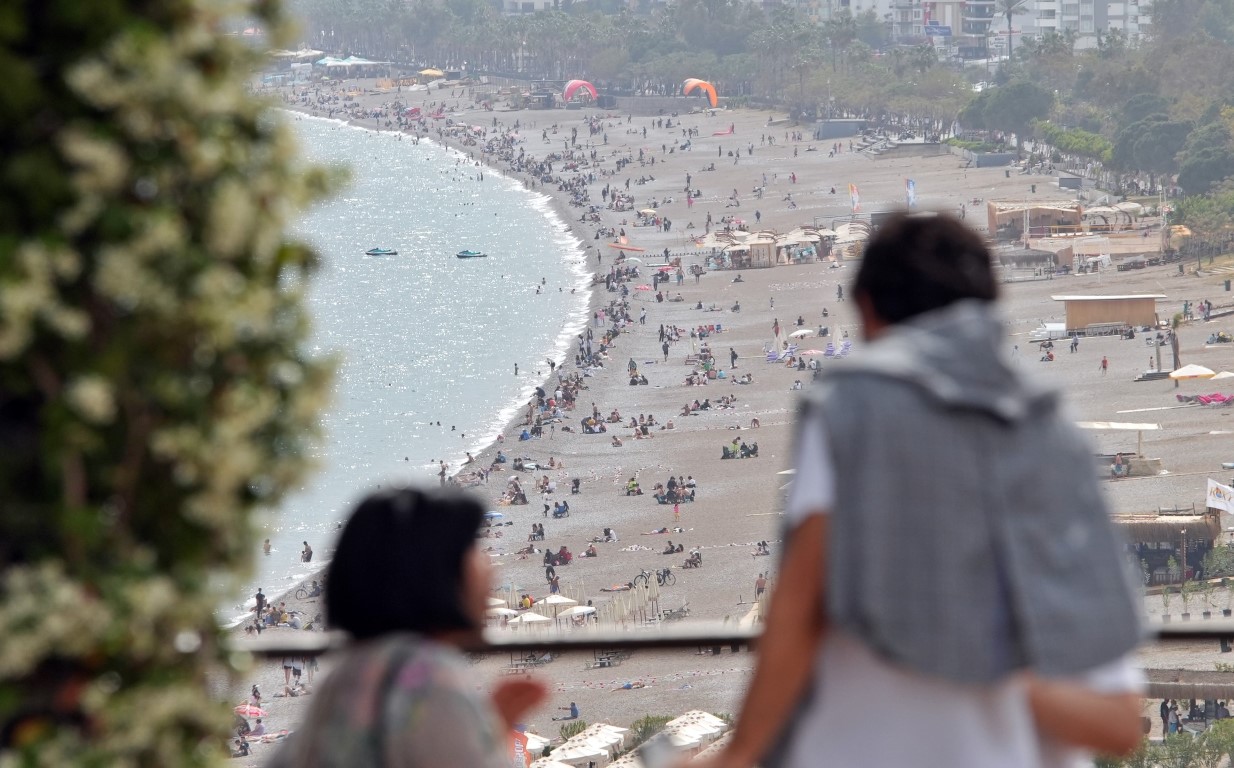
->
xmin=707 ymin=213 xmax=1144 ymax=768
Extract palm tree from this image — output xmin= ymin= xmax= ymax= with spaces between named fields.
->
xmin=995 ymin=0 xmax=1029 ymax=63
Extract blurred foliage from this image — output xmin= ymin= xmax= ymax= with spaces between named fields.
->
xmin=0 ymin=0 xmax=333 ymax=764
xmin=559 ymin=719 xmax=590 ymax=741
xmin=627 ymin=714 xmax=673 ymax=748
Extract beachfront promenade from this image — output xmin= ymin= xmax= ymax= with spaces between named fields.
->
xmin=226 ymin=79 xmax=1234 ymax=764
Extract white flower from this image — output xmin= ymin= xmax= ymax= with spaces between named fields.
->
xmin=66 ymin=375 xmax=117 ymax=424
xmin=59 ymin=128 xmax=130 ymax=194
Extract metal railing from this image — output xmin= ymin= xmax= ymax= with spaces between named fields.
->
xmin=231 ymin=620 xmax=1234 ymax=658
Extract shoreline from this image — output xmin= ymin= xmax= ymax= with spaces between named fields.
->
xmin=276 ymin=104 xmax=600 ymax=474
xmin=229 ymin=79 xmax=1234 ymax=759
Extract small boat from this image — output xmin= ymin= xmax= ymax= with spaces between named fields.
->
xmin=456 ymin=250 xmax=488 ymax=259
xmin=365 ymin=247 xmax=398 ymax=256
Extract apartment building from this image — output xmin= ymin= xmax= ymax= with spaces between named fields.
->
xmin=1004 ymin=0 xmax=1152 ymax=46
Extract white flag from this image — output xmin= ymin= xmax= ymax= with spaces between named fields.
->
xmin=1207 ymin=478 xmax=1234 ymax=513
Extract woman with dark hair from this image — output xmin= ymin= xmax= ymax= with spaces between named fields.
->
xmin=268 ymin=488 xmax=545 ymax=768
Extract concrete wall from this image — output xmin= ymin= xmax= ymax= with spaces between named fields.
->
xmin=813 ymin=119 xmax=867 ymax=140
xmin=612 ymin=96 xmax=720 ymax=116
xmin=875 ymin=143 xmax=950 ymax=159
xmin=948 ymin=145 xmax=1015 ymax=167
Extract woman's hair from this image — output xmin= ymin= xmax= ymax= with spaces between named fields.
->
xmin=326 ymin=487 xmax=484 ymax=639
xmin=852 ymin=212 xmax=997 ymax=325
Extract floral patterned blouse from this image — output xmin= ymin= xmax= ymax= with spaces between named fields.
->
xmin=267 ymin=634 xmax=509 ymax=768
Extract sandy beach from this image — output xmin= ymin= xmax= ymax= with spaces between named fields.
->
xmin=228 ymin=77 xmax=1234 ymax=762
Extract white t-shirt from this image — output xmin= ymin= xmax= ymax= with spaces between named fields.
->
xmin=783 ymin=410 xmax=1142 ymax=768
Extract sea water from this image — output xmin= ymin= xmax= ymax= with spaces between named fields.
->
xmin=226 ymin=115 xmax=590 ymax=622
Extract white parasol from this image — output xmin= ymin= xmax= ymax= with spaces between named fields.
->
xmin=507 ymin=612 xmax=552 ymax=624
xmin=789 ymin=329 xmax=816 ymax=338
xmin=1170 ymin=364 xmax=1216 ymax=380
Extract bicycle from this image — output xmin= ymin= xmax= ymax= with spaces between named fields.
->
xmin=632 ymin=568 xmax=676 ymax=588
xmin=294 ymin=581 xmax=325 ymax=600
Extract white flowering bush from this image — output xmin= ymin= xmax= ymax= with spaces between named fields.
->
xmin=0 ymin=1 xmax=332 ymax=764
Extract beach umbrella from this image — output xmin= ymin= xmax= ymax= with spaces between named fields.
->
xmin=1170 ymin=364 xmax=1216 ymax=380
xmin=488 ymin=607 xmax=518 ymax=618
xmin=419 ymin=68 xmax=444 ymax=77
xmin=623 ymin=257 xmax=643 ymax=263
xmin=487 ymin=596 xmax=508 ymax=607
xmin=538 ymin=594 xmax=578 ymax=617
xmin=508 ymin=612 xmax=551 ymax=624
xmin=663 ymin=730 xmax=701 ymax=748
xmin=550 ymin=743 xmax=607 ymax=762
xmin=234 ymin=704 xmax=266 ymax=718
xmin=483 ymin=510 xmax=504 ymax=520
xmin=789 ymin=329 xmax=815 ymax=338
xmin=1211 ymin=371 xmax=1234 ymax=380
xmin=558 ymin=605 xmax=596 ymax=619
xmin=639 ymin=209 xmax=658 ymax=215
xmin=799 ymin=349 xmax=823 ymax=355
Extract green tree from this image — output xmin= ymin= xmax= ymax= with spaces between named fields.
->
xmin=1132 ymin=119 xmax=1194 ymax=175
xmin=853 ymin=9 xmax=889 ymax=49
xmin=981 ymin=81 xmax=1054 ymax=154
xmin=824 ymin=11 xmax=859 ymax=72
xmin=0 ymin=0 xmax=332 ymax=764
xmin=1203 ymin=544 xmax=1234 ymax=580
xmin=1121 ymin=94 xmax=1171 ymax=125
xmin=1179 ymin=147 xmax=1234 ymax=194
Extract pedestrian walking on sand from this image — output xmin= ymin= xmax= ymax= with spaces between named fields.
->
xmin=755 ymin=574 xmax=767 ymax=599
xmin=674 ymin=502 xmax=681 ymax=522
xmin=731 ymin=347 xmax=739 ymax=369
xmin=1100 ymin=356 xmax=1109 ymax=375
xmin=663 ymin=341 xmax=670 ymax=362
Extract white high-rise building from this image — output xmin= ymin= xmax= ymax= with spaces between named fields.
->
xmin=1008 ymin=0 xmax=1152 ymax=46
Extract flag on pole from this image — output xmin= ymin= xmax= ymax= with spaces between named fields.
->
xmin=906 ymin=178 xmax=917 ymax=208
xmin=849 ymin=184 xmax=860 ymax=213
xmin=1208 ymin=478 xmax=1234 ymax=513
